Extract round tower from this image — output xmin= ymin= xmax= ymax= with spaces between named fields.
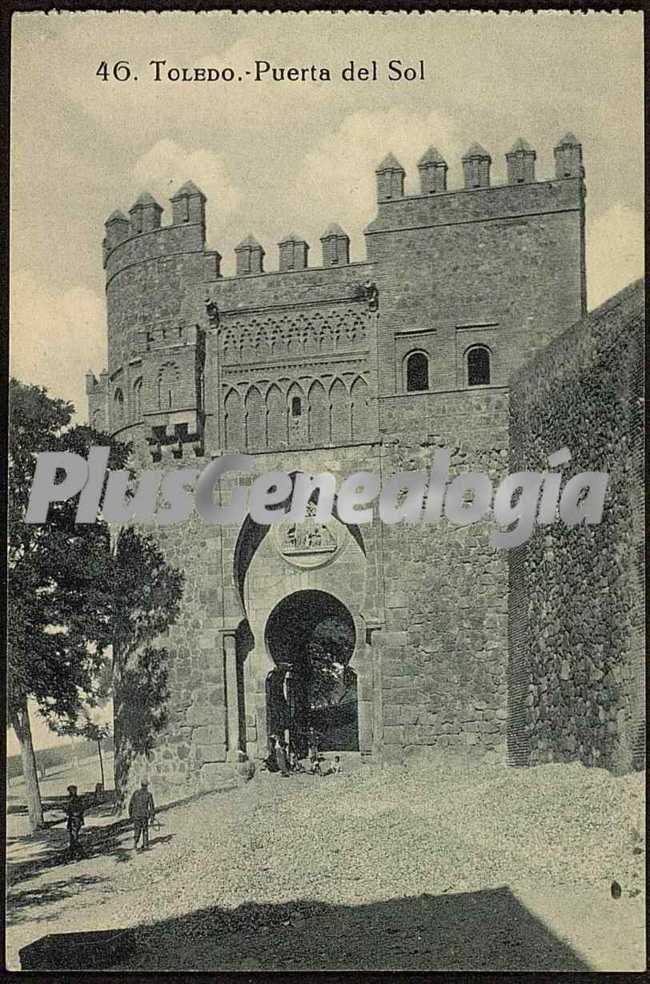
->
xmin=101 ymin=183 xmax=219 ymax=451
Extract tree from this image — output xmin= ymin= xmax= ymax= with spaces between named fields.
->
xmin=51 ymin=710 xmax=112 ymax=790
xmin=110 ymin=527 xmax=183 ymax=806
xmin=87 ymin=721 xmax=110 ymax=790
xmin=8 ymin=379 xmax=183 ymax=828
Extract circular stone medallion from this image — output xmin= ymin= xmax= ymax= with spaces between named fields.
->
xmin=272 ymin=503 xmax=342 ymax=570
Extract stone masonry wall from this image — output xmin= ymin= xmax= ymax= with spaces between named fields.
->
xmin=101 ymin=140 xmax=590 ymax=800
xmin=508 ymin=280 xmax=644 ymax=773
xmin=376 ymin=388 xmax=511 ymax=765
xmin=366 ymin=176 xmax=585 ymax=397
xmin=118 ymin=442 xmax=385 ymax=801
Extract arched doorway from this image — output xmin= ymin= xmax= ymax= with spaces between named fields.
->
xmin=264 ymin=590 xmax=359 ymax=758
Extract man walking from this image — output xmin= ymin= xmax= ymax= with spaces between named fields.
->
xmin=64 ymin=784 xmax=85 ymax=861
xmin=128 ymin=779 xmax=155 ymax=851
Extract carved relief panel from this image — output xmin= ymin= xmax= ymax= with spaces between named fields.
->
xmin=216 ymin=296 xmax=377 ymax=450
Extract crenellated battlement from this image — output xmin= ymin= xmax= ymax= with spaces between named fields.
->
xmin=98 ymin=128 xmax=586 ymax=447
xmin=134 ymin=321 xmax=203 ymax=355
xmin=375 ymin=134 xmax=583 ymax=202
xmin=103 ymin=134 xmax=583 ymax=282
xmin=366 ymin=135 xmax=584 ymax=247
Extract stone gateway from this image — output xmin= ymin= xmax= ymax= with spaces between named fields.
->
xmin=87 ymin=133 xmax=642 ymax=799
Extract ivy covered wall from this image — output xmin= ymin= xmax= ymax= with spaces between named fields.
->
xmin=508 ymin=280 xmax=644 ymax=773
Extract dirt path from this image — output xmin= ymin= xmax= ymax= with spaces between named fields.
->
xmin=6 ymin=762 xmax=645 ymax=972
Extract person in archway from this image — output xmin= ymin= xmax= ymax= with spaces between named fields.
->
xmin=288 ymin=746 xmax=303 ymax=772
xmin=274 ymin=736 xmax=291 ymax=777
xmin=283 ymin=667 xmax=296 ymax=756
xmin=307 ymin=726 xmax=323 ymax=771
xmin=263 ymin=734 xmax=279 ymax=772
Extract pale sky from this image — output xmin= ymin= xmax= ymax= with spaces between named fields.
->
xmin=6 ymin=703 xmax=113 ymax=758
xmin=10 ymin=11 xmax=644 ymax=422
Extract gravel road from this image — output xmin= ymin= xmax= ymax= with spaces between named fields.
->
xmin=6 ymin=759 xmax=645 ymax=971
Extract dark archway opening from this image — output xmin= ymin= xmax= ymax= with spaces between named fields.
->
xmin=265 ymin=590 xmax=358 ymax=758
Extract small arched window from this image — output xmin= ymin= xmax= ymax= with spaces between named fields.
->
xmin=291 ymin=396 xmax=302 ymax=418
xmin=467 ymin=346 xmax=491 ymax=387
xmin=406 ymin=351 xmax=429 ymax=392
xmin=133 ymin=377 xmax=143 ymax=419
xmin=113 ymin=388 xmax=124 ymax=427
xmin=157 ymin=363 xmax=176 ymax=410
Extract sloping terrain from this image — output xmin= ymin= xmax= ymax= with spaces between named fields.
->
xmin=6 ymin=760 xmax=645 ymax=971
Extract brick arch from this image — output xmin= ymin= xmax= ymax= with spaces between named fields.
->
xmin=403 ymin=349 xmax=430 ymax=393
xmin=255 ymin=323 xmax=272 ymax=358
xmin=244 ymin=386 xmax=265 ymax=449
xmin=240 ymin=327 xmax=256 ymax=362
xmin=286 ymin=321 xmax=303 ymax=356
xmin=350 ymin=375 xmax=371 ymax=440
xmin=233 ymin=483 xmax=366 ymax=611
xmin=266 ymin=320 xmax=280 ymax=353
xmin=222 ymin=327 xmax=238 ymax=358
xmin=157 ymin=361 xmax=179 ymax=410
xmin=224 ymin=387 xmax=243 ymax=450
xmin=287 ymin=380 xmax=307 ymax=445
xmin=132 ymin=376 xmax=143 ymax=420
xmin=308 ymin=378 xmax=329 ymax=445
xmin=465 ymin=343 xmax=492 ymax=387
xmin=264 ymin=589 xmax=360 ymax=755
xmin=266 ymin=383 xmax=287 ymax=448
xmin=317 ymin=320 xmax=331 ymax=351
xmin=112 ymin=386 xmax=125 ymax=429
xmin=234 ymin=496 xmax=369 ymax=759
xmin=329 ymin=377 xmax=350 ymax=444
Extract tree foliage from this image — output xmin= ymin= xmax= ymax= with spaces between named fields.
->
xmin=8 ymin=379 xmax=130 ymax=726
xmin=8 ymin=379 xmax=185 ymax=813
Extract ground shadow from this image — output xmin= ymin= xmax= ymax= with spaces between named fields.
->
xmin=7 ymin=874 xmax=110 ymax=927
xmin=7 ymin=790 xmax=118 ymax=822
xmin=7 ymin=816 xmax=148 ymax=887
xmin=151 ymin=785 xmax=236 ymax=817
xmin=19 ymin=887 xmax=592 ymax=972
xmin=7 ymin=787 xmax=229 ymax=891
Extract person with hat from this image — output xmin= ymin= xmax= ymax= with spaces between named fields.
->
xmin=128 ymin=779 xmax=156 ymax=851
xmin=64 ymin=784 xmax=85 ymax=861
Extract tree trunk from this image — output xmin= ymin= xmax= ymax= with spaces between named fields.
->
xmin=97 ymin=739 xmax=105 ymax=788
xmin=10 ymin=700 xmax=44 ymax=831
xmin=112 ymin=647 xmax=128 ymax=812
